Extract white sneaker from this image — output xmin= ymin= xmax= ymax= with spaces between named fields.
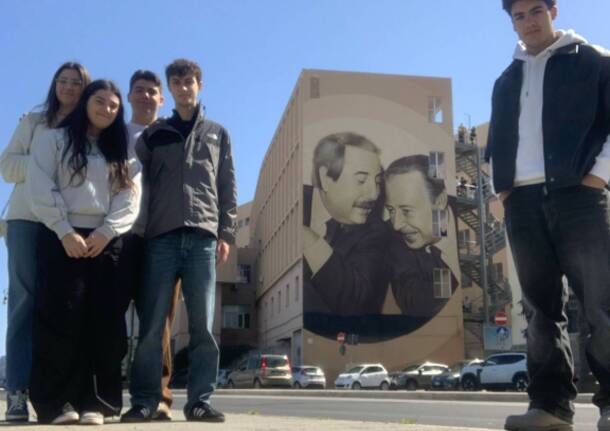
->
xmin=51 ymin=403 xmax=79 ymax=425
xmin=80 ymin=411 xmax=104 ymax=425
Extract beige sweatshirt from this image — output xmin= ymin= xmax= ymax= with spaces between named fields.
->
xmin=0 ymin=112 xmax=48 ymax=222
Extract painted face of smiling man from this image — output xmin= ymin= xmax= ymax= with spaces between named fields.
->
xmin=384 ymin=156 xmax=447 ymax=250
xmin=313 ymin=133 xmax=382 ymax=225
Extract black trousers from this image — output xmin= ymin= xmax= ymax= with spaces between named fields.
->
xmin=505 ymin=184 xmax=610 ymax=421
xmin=30 ymin=227 xmax=128 ymax=423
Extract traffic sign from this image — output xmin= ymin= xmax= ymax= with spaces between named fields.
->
xmin=337 ymin=332 xmax=346 ymax=343
xmin=495 ymin=311 xmax=508 ymax=326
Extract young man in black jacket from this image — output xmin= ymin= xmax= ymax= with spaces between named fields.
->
xmin=486 ymin=1 xmax=610 ymax=430
xmin=122 ymin=59 xmax=236 ymax=424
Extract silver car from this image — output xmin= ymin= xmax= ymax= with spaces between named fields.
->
xmin=291 ymin=366 xmax=326 ymax=389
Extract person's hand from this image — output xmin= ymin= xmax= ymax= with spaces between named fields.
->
xmin=582 ymin=174 xmax=607 ymax=190
xmin=216 ymin=239 xmax=230 ymax=267
xmin=85 ymin=231 xmax=111 ymax=258
xmin=498 ymin=190 xmax=512 ymax=202
xmin=61 ymin=232 xmax=88 ymax=258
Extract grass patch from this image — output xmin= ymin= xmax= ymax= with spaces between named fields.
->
xmin=246 ymin=410 xmax=260 ymax=415
xmin=399 ymin=418 xmax=417 ymax=424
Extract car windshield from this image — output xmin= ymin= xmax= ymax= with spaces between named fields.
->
xmin=265 ymin=357 xmax=288 ymax=368
xmin=347 ymin=366 xmax=364 ymax=374
xmin=302 ymin=367 xmax=320 ymax=375
xmin=401 ymin=365 xmax=420 ymax=372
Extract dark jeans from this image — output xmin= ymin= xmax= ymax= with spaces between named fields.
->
xmin=129 ymin=228 xmax=218 ymax=414
xmin=504 ymin=184 xmax=610 ymax=421
xmin=120 ymin=232 xmax=181 ymax=407
xmin=30 ymin=227 xmax=128 ymax=423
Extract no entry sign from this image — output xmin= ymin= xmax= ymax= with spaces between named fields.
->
xmin=495 ymin=311 xmax=508 ymax=326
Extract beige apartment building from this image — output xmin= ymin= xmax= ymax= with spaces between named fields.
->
xmin=247 ymin=69 xmax=465 ymax=381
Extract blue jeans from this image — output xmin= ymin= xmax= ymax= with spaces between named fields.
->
xmin=129 ymin=228 xmax=218 ymax=414
xmin=504 ymin=184 xmax=610 ymax=421
xmin=5 ymin=220 xmax=41 ymax=391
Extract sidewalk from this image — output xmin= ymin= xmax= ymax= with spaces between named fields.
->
xmin=0 ymin=401 xmax=496 ymax=431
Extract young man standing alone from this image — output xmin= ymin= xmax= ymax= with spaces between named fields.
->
xmin=487 ymin=1 xmax=610 ymax=430
xmin=121 ymin=59 xmax=236 ymax=423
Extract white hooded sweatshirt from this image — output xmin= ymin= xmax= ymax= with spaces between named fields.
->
xmin=513 ymin=29 xmax=610 ymax=186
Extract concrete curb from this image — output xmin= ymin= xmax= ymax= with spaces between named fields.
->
xmin=214 ymin=388 xmax=595 ymax=404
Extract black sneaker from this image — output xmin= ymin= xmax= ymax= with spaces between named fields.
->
xmin=185 ymin=401 xmax=225 ymax=422
xmin=6 ymin=390 xmax=28 ymax=422
xmin=120 ymin=405 xmax=153 ymax=423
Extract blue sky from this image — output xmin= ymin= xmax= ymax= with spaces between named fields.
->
xmin=0 ymin=0 xmax=609 ymax=356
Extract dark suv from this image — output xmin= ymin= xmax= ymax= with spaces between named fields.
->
xmin=226 ymin=354 xmax=292 ymax=388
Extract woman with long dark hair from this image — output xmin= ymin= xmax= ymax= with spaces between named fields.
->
xmin=26 ymin=79 xmax=141 ymax=425
xmin=0 ymin=61 xmax=90 ymax=422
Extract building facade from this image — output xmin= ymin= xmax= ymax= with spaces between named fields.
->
xmin=249 ymin=70 xmax=465 ymax=381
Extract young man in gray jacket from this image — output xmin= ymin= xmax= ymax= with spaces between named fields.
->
xmin=122 ymin=59 xmax=236 ymax=423
xmin=486 ymin=1 xmax=610 ymax=430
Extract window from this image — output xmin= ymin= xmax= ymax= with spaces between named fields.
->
xmin=277 ymin=291 xmax=281 ymax=313
xmin=238 ymin=265 xmax=251 ymax=283
xmin=428 ymin=96 xmax=443 ymax=124
xmin=432 ymin=209 xmax=448 ymax=238
xmin=271 ymin=297 xmax=274 ymax=316
xmin=428 ymin=151 xmax=445 ymax=179
xmin=433 ymin=268 xmax=452 ymax=299
xmin=295 ymin=276 xmax=300 ymax=302
xmin=506 ymin=354 xmax=526 ymax=364
xmin=286 ymin=284 xmax=290 ymax=308
xmin=485 ymin=356 xmax=500 ymax=366
xmin=458 ymin=229 xmax=472 ymax=251
xmin=247 ymin=357 xmax=259 ymax=370
xmin=490 ymin=262 xmax=504 ymax=283
xmin=222 ymin=305 xmax=250 ymax=329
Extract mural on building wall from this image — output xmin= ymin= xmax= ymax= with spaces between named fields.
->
xmin=303 ymin=131 xmax=460 ymax=342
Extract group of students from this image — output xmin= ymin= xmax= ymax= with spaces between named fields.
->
xmin=1 ymin=58 xmax=237 ymax=425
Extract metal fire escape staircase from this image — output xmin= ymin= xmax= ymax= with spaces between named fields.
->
xmin=455 ymin=136 xmax=512 ymax=325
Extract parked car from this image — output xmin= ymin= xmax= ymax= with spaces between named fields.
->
xmin=461 ymin=353 xmax=528 ymax=391
xmin=217 ymin=368 xmax=230 ymax=388
xmin=334 ymin=364 xmax=390 ymax=390
xmin=431 ymin=360 xmax=478 ymax=390
xmin=459 ymin=359 xmax=485 ymax=390
xmin=226 ymin=354 xmax=292 ymax=388
xmin=389 ymin=362 xmax=450 ymax=390
xmin=291 ymin=366 xmax=326 ymax=389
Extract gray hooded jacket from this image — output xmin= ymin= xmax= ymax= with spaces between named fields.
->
xmin=135 ymin=108 xmax=237 ymax=243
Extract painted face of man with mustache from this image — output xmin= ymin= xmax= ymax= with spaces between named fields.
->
xmin=319 ymin=145 xmax=382 ymax=225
